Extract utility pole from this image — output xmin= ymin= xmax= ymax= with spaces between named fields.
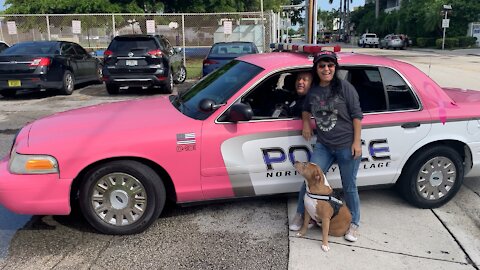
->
xmin=441 ymin=4 xmax=452 ymax=50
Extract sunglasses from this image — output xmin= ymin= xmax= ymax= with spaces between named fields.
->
xmin=317 ymin=63 xmax=335 ymax=69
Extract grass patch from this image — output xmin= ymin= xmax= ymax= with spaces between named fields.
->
xmin=186 ymin=58 xmax=203 ymax=80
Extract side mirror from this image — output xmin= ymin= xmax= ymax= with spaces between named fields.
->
xmin=199 ymin=98 xmax=225 ymax=112
xmin=174 ymin=47 xmax=183 ymax=53
xmin=89 ymin=51 xmax=97 ymax=57
xmin=228 ymin=103 xmax=253 ymax=122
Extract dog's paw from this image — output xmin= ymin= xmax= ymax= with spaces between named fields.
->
xmin=321 ymin=245 xmax=330 ymax=252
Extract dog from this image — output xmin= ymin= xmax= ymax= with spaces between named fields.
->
xmin=294 ymin=161 xmax=352 ymax=252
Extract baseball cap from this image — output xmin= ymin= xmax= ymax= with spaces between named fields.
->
xmin=313 ymin=50 xmax=338 ymax=64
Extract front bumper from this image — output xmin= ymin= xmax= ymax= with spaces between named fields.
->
xmin=0 ymin=158 xmax=72 ymax=215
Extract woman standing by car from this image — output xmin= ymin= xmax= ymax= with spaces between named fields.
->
xmin=289 ymin=51 xmax=363 ymax=242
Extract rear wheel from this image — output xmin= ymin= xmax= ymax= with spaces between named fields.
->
xmin=173 ymin=65 xmax=187 ymax=84
xmin=79 ymin=160 xmax=166 ymax=235
xmin=60 ymin=71 xmax=74 ymax=95
xmin=163 ymin=71 xmax=173 ymax=94
xmin=106 ymin=83 xmax=120 ymax=95
xmin=397 ymin=146 xmax=464 ymax=208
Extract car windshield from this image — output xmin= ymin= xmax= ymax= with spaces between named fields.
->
xmin=171 ymin=60 xmax=263 ymax=120
xmin=208 ymin=43 xmax=257 ymax=57
xmin=2 ymin=42 xmax=57 ymax=55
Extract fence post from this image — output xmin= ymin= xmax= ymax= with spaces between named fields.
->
xmin=112 ymin=14 xmax=116 ymax=38
xmin=46 ymin=15 xmax=51 ymax=41
xmin=182 ymin=14 xmax=186 ymax=67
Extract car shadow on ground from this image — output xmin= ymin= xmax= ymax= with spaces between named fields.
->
xmin=79 ymin=85 xmax=173 ymax=97
xmin=0 ymin=81 xmax=102 ymax=101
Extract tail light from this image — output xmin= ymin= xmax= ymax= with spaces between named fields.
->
xmin=148 ymin=49 xmax=163 ymax=57
xmin=30 ymin=57 xmax=51 ymax=67
xmin=103 ymin=50 xmax=113 ymax=57
xmin=203 ymin=59 xmax=218 ymax=66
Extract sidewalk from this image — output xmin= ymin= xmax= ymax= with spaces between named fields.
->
xmin=287 ymin=177 xmax=480 ymax=270
xmin=408 ymin=47 xmax=480 ymax=56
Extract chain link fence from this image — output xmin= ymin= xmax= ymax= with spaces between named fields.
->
xmin=0 ymin=13 xmax=274 ymax=66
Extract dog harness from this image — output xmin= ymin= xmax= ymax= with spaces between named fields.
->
xmin=304 ymin=173 xmax=344 ymax=220
xmin=306 ymin=192 xmax=343 ymax=218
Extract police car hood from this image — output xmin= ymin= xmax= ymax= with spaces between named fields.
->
xmin=25 ymin=96 xmax=195 ymax=151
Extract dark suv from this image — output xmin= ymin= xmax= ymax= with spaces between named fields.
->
xmin=102 ymin=34 xmax=186 ymax=94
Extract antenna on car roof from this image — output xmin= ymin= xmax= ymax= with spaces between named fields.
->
xmin=428 ymin=57 xmax=432 ymax=77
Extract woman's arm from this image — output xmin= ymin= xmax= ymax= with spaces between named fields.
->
xmin=302 ymin=111 xmax=313 ymax=141
xmin=351 ymin=118 xmax=362 ymax=158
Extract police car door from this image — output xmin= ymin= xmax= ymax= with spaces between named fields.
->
xmin=200 ymin=70 xmax=310 ymax=199
xmin=343 ymin=66 xmax=431 ymax=187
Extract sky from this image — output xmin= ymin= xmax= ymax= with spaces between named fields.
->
xmin=319 ymin=0 xmax=365 ymax=11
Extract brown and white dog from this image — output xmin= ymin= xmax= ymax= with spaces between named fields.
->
xmin=294 ymin=161 xmax=352 ymax=252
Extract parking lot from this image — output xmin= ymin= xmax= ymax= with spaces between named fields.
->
xmin=0 ymin=47 xmax=479 ymax=270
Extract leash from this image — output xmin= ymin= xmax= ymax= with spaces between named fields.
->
xmin=306 ymin=192 xmax=343 ymax=205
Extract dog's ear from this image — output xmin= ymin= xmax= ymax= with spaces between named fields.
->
xmin=314 ymin=166 xmax=324 ymax=184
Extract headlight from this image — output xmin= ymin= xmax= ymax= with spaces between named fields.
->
xmin=8 ymin=149 xmax=59 ymax=174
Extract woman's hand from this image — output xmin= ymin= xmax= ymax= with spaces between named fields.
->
xmin=351 ymin=142 xmax=362 ymax=159
xmin=301 ymin=112 xmax=313 ymax=141
xmin=302 ymin=125 xmax=312 ymax=141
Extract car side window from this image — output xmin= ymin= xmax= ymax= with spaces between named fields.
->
xmin=73 ymin=44 xmax=88 ymax=57
xmin=241 ymin=70 xmax=304 ymax=120
xmin=344 ymin=67 xmax=387 ymax=113
xmin=344 ymin=66 xmax=419 ymax=113
xmin=61 ymin=44 xmax=76 ymax=56
xmin=379 ymin=67 xmax=419 ymax=111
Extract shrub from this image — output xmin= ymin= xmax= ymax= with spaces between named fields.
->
xmin=457 ymin=36 xmax=477 ymax=47
xmin=435 ymin=38 xmax=459 ymax=49
xmin=416 ymin=37 xmax=435 ymax=47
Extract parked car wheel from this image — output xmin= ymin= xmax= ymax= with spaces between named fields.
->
xmin=163 ymin=71 xmax=173 ymax=94
xmin=0 ymin=89 xmax=16 ymax=98
xmin=59 ymin=71 xmax=75 ymax=95
xmin=96 ymin=65 xmax=103 ymax=84
xmin=174 ymin=65 xmax=187 ymax=84
xmin=397 ymin=146 xmax=464 ymax=209
xmin=79 ymin=160 xmax=166 ymax=235
xmin=106 ymin=83 xmax=120 ymax=95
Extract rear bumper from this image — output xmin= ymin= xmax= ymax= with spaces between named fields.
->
xmin=103 ymin=67 xmax=169 ymax=87
xmin=0 ymin=75 xmax=62 ymax=92
xmin=0 ymin=158 xmax=72 ymax=215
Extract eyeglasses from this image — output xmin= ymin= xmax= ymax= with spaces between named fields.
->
xmin=317 ymin=63 xmax=335 ymax=69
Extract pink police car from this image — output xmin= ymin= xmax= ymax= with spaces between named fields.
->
xmin=1 ymin=44 xmax=479 ymax=235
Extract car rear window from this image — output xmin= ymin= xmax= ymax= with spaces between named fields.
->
xmin=108 ymin=37 xmax=158 ymax=54
xmin=365 ymin=34 xmax=377 ymax=38
xmin=209 ymin=43 xmax=257 ymax=57
xmin=2 ymin=42 xmax=57 ymax=55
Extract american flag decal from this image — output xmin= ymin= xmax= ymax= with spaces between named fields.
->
xmin=176 ymin=132 xmax=196 ymax=145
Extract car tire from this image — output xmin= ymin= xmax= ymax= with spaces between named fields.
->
xmin=79 ymin=160 xmax=166 ymax=235
xmin=60 ymin=71 xmax=75 ymax=95
xmin=397 ymin=146 xmax=464 ymax=209
xmin=1 ymin=89 xmax=16 ymax=98
xmin=106 ymin=83 xmax=120 ymax=95
xmin=95 ymin=65 xmax=103 ymax=84
xmin=173 ymin=65 xmax=187 ymax=84
xmin=163 ymin=71 xmax=173 ymax=94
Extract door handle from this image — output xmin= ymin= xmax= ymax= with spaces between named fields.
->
xmin=401 ymin=122 xmax=420 ymax=128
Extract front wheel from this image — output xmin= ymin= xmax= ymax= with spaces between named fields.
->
xmin=106 ymin=83 xmax=119 ymax=95
xmin=397 ymin=146 xmax=464 ymax=209
xmin=173 ymin=65 xmax=187 ymax=84
xmin=79 ymin=160 xmax=166 ymax=235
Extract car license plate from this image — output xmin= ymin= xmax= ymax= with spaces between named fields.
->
xmin=8 ymin=80 xmax=21 ymax=87
xmin=125 ymin=60 xmax=137 ymax=66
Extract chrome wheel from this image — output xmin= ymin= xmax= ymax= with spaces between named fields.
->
xmin=91 ymin=172 xmax=147 ymax=226
xmin=65 ymin=73 xmax=74 ymax=92
xmin=174 ymin=66 xmax=187 ymax=84
xmin=416 ymin=157 xmax=456 ymax=201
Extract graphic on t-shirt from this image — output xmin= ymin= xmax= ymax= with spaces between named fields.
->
xmin=311 ymin=95 xmax=338 ymax=132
